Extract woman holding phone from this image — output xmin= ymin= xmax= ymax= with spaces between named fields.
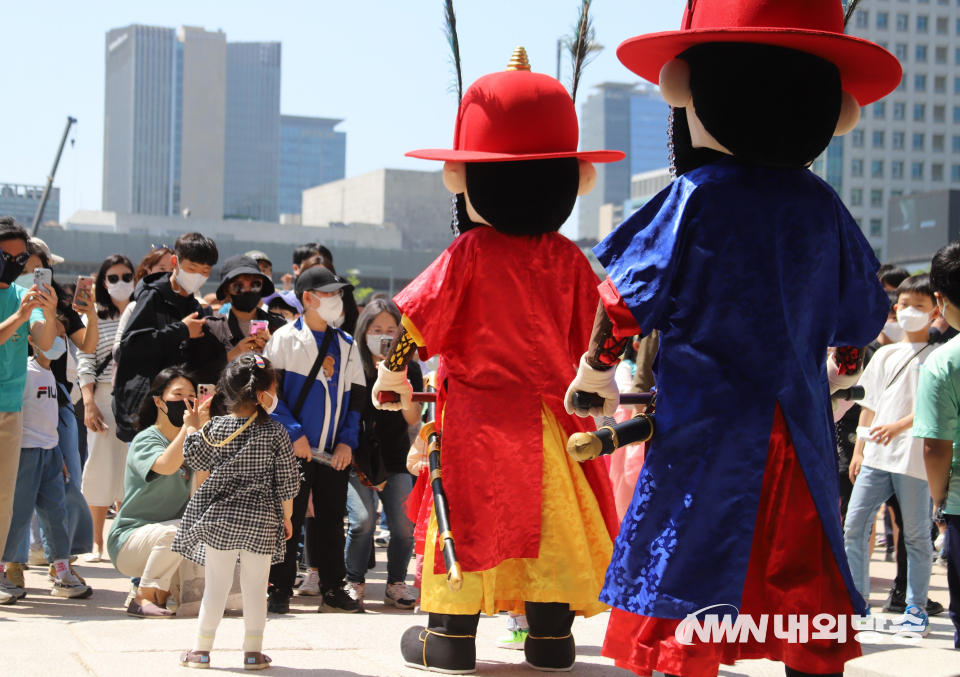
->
xmin=77 ymin=254 xmax=135 ymax=562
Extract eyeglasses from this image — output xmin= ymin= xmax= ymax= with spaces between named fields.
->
xmin=2 ymin=252 xmax=30 ymax=266
xmin=106 ymin=273 xmax=134 ymax=284
xmin=229 ymin=279 xmax=264 ymax=296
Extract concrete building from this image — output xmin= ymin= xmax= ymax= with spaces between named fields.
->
xmin=812 ymin=0 xmax=960 ymax=261
xmin=224 ymin=42 xmax=281 ymax=222
xmin=0 ymin=183 xmax=59 ymax=227
xmin=886 ymin=189 xmax=960 ymax=268
xmin=578 ymin=83 xmax=670 ymax=240
xmin=302 ymin=168 xmax=451 ymax=251
xmin=280 ymin=116 xmax=346 ymax=218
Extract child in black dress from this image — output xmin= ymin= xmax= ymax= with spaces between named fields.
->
xmin=174 ymin=354 xmax=300 ymax=670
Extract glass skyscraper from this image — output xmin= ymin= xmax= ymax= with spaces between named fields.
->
xmin=0 ymin=184 xmax=59 ymax=227
xmin=224 ymin=42 xmax=281 ymax=221
xmin=279 ymin=116 xmax=346 ymax=217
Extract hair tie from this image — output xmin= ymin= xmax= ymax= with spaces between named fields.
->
xmin=254 ymin=355 xmax=265 ymax=368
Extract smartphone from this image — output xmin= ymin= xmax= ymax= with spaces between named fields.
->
xmin=250 ymin=320 xmax=269 ymax=336
xmin=75 ymin=276 xmax=95 ymax=309
xmin=33 ymin=268 xmax=52 ymax=295
xmin=198 ymin=384 xmax=216 ymax=404
xmin=380 ymin=336 xmax=393 ymax=359
xmin=856 ymin=426 xmax=874 ymax=441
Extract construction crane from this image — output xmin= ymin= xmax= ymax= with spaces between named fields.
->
xmin=31 ymin=116 xmax=77 ymax=236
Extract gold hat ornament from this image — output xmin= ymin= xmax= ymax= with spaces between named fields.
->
xmin=506 ymin=46 xmax=531 ymax=71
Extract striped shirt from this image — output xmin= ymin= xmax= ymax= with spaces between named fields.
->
xmin=78 ymin=317 xmax=121 ymax=386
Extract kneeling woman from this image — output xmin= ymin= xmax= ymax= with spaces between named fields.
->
xmin=107 ymin=367 xmax=209 ymax=617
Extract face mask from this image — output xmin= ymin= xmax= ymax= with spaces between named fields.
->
xmin=260 ymin=390 xmax=278 ymax=415
xmin=308 ymin=293 xmax=343 ymax=324
xmin=883 ymin=321 xmax=904 ymax=343
xmin=14 ymin=274 xmax=33 ymax=289
xmin=897 ymin=306 xmax=933 ymax=333
xmin=174 ymin=266 xmax=208 ymax=296
xmin=231 ymin=290 xmax=262 ymax=313
xmin=40 ymin=336 xmax=67 ymax=361
xmin=0 ymin=260 xmax=28 ymax=285
xmin=106 ymin=280 xmax=134 ymax=301
xmin=161 ymin=399 xmax=188 ymax=428
xmin=366 ymin=334 xmax=391 ymax=358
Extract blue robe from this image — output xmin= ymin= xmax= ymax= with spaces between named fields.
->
xmin=594 ymin=156 xmax=887 ymax=620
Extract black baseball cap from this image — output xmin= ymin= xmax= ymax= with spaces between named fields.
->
xmin=216 ymin=255 xmax=276 ymax=300
xmin=295 ymin=265 xmax=354 ymax=297
xmin=245 ymin=250 xmax=272 ymax=265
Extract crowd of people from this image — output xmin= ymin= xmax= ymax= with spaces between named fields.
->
xmin=0 ymin=209 xmax=957 ymax=668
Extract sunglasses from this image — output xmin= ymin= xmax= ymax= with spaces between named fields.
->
xmin=2 ymin=252 xmax=30 ymax=266
xmin=229 ymin=279 xmax=264 ymax=296
xmin=107 ymin=273 xmax=134 ymax=284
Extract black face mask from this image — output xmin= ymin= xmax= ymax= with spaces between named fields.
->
xmin=231 ymin=290 xmax=262 ymax=314
xmin=0 ymin=256 xmax=26 ymax=285
xmin=161 ymin=399 xmax=188 ymax=428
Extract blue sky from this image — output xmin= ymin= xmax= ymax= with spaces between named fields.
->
xmin=1 ymin=0 xmax=683 ymax=236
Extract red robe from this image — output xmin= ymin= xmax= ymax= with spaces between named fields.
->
xmin=395 ymin=225 xmax=618 ymax=574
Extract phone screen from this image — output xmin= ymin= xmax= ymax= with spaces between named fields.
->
xmin=380 ymin=336 xmax=393 ymax=359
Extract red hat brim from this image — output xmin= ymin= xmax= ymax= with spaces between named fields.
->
xmin=405 ymin=149 xmax=625 ymax=163
xmin=618 ymin=28 xmax=902 ymax=106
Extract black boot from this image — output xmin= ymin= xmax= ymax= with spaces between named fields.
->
xmin=523 ymin=602 xmax=576 ymax=672
xmin=401 ymin=612 xmax=479 ymax=674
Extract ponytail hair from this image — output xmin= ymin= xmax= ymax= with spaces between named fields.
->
xmin=214 ymin=353 xmax=278 ymax=425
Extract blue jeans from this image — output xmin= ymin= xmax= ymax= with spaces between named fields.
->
xmin=345 ymin=471 xmax=414 ymax=585
xmin=2 ymin=447 xmax=71 ymax=563
xmin=843 ymin=465 xmax=933 ymax=608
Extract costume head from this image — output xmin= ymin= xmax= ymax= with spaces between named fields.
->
xmin=407 ymin=48 xmax=624 ymax=236
xmin=618 ymin=0 xmax=901 ymax=173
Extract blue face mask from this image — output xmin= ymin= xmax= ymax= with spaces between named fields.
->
xmin=40 ymin=336 xmax=67 ymax=361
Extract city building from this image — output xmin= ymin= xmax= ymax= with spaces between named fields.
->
xmin=812 ymin=0 xmax=960 ymax=261
xmin=886 ymin=189 xmax=960 ymax=268
xmin=577 ymin=82 xmax=670 ymax=240
xmin=224 ymin=42 xmax=281 ymax=222
xmin=280 ymin=116 xmax=346 ymax=218
xmin=0 ymin=184 xmax=60 ymax=227
xmin=302 ymin=168 xmax=450 ymax=251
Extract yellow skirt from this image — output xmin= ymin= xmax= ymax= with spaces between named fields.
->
xmin=420 ymin=402 xmax=613 ymax=618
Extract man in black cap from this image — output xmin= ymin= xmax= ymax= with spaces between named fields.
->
xmin=189 ymin=255 xmax=286 ymax=388
xmin=245 ymin=250 xmax=273 ymax=279
xmin=262 ymin=265 xmax=367 ymax=614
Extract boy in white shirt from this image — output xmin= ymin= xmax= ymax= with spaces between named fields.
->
xmin=0 ymin=318 xmax=91 ymax=599
xmin=844 ymin=274 xmax=939 ymax=635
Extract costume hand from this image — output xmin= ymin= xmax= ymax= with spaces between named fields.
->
xmin=284 ymin=517 xmax=293 ymax=540
xmin=564 ymin=353 xmax=619 ymax=417
xmin=371 ymin=361 xmax=412 ymax=411
xmin=84 ymin=401 xmax=107 ymax=434
xmin=849 ymin=452 xmax=863 ymax=484
xmin=869 ymin=421 xmax=908 ymax=446
xmin=292 ymin=436 xmax=313 ymax=460
xmin=182 ymin=312 xmax=207 ymax=339
xmin=331 ymin=443 xmax=352 ymax=471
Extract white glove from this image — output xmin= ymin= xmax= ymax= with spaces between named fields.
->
xmin=372 ymin=361 xmax=413 ymax=411
xmin=826 ymin=352 xmax=860 ymax=395
xmin=564 ymin=353 xmax=620 ymax=418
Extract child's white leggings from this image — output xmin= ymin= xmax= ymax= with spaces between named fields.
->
xmin=193 ymin=546 xmax=271 ymax=653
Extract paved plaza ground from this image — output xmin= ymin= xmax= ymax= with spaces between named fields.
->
xmin=2 ymin=526 xmax=957 ymax=676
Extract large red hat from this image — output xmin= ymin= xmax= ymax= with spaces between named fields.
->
xmin=406 ymin=48 xmax=625 ymax=163
xmin=618 ymin=0 xmax=902 ymax=105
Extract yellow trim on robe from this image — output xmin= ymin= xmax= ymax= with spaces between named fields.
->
xmin=420 ymin=402 xmax=613 ymax=618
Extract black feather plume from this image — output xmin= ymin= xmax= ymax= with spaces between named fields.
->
xmin=569 ymin=0 xmax=597 ymax=104
xmin=843 ymin=0 xmax=863 ymax=28
xmin=443 ymin=0 xmax=464 ymax=105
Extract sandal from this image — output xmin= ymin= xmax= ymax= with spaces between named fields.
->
xmin=180 ymin=651 xmax=210 ymax=669
xmin=244 ymin=652 xmax=272 ymax=670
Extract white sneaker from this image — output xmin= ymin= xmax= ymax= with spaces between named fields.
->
xmin=375 ymin=530 xmax=390 ymax=548
xmin=51 ymin=571 xmax=92 ymax=599
xmin=384 ymin=582 xmax=417 ymax=610
xmin=0 ymin=572 xmax=25 ymax=599
xmin=934 ymin=533 xmax=945 ymax=552
xmin=83 ymin=551 xmax=102 ymax=563
xmin=296 ymin=569 xmax=320 ymax=596
xmin=893 ymin=604 xmax=930 ymax=638
xmin=0 ymin=588 xmax=15 ymax=606
xmin=28 ymin=548 xmax=47 ymax=566
xmin=345 ymin=580 xmax=366 ymax=605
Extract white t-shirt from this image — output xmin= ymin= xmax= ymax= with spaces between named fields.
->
xmin=21 ymin=359 xmax=60 ymax=450
xmin=859 ymin=341 xmax=938 ymax=480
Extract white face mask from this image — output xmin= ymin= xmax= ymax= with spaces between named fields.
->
xmin=896 ymin=306 xmax=933 ymax=333
xmin=883 ymin=321 xmax=904 ymax=342
xmin=174 ymin=266 xmax=208 ymax=295
xmin=366 ymin=333 xmax=391 ymax=358
xmin=308 ymin=293 xmax=343 ymax=324
xmin=106 ymin=280 xmax=134 ymax=301
xmin=260 ymin=390 xmax=278 ymax=415
xmin=14 ymin=274 xmax=33 ymax=289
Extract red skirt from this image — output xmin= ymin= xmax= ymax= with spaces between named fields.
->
xmin=602 ymin=405 xmax=861 ymax=676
